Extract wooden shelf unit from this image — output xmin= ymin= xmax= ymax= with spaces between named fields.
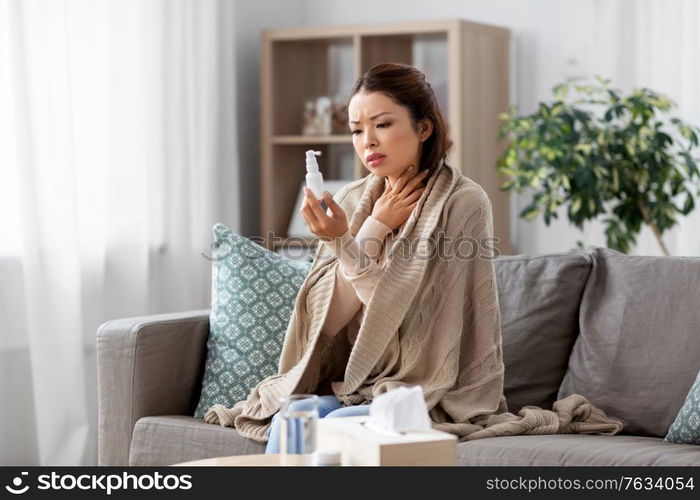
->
xmin=260 ymin=19 xmax=512 ymax=254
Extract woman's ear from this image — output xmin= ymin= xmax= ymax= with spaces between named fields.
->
xmin=419 ymin=119 xmax=433 ymax=142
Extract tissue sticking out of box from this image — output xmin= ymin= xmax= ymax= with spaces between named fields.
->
xmin=363 ymin=385 xmax=432 ymax=436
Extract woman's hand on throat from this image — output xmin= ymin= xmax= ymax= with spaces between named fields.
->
xmin=372 ymin=165 xmax=428 ymax=231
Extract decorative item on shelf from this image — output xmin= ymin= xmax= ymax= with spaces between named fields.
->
xmin=287 ymin=180 xmax=350 ymax=239
xmin=316 ymin=96 xmax=332 ymax=135
xmin=302 ymin=99 xmax=316 ymax=135
xmin=302 ymin=96 xmax=332 ymax=135
xmin=301 ymin=95 xmax=349 ymax=136
xmin=331 ymin=95 xmax=349 ymax=134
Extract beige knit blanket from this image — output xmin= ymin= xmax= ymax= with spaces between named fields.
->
xmin=204 ymin=162 xmax=624 ymax=442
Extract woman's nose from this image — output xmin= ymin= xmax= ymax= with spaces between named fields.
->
xmin=363 ymin=129 xmax=378 ymax=148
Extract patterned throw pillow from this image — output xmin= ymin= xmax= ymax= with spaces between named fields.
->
xmin=664 ymin=369 xmax=700 ymax=445
xmin=193 ymin=223 xmax=313 ymax=419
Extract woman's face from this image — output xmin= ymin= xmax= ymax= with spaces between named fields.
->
xmin=348 ymin=90 xmax=433 ymax=180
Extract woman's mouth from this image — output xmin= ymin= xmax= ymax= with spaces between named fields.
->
xmin=368 ymin=156 xmax=386 ymax=167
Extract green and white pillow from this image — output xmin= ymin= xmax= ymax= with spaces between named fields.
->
xmin=193 ymin=223 xmax=313 ymax=419
xmin=664 ymin=369 xmax=700 ymax=445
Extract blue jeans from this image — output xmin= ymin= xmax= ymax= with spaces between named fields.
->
xmin=265 ymin=395 xmax=370 ymax=454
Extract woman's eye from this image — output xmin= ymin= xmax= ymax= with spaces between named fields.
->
xmin=351 ymin=123 xmax=391 ymax=135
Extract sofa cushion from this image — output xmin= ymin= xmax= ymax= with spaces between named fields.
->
xmin=664 ymin=368 xmax=700 ymax=445
xmin=558 ymin=247 xmax=700 ymax=438
xmin=456 ymin=434 xmax=700 ymax=466
xmin=193 ymin=223 xmax=312 ymax=419
xmin=495 ymin=251 xmax=592 ymax=414
xmin=129 ymin=415 xmax=266 ymax=466
xmin=131 ymin=416 xmax=700 ymax=466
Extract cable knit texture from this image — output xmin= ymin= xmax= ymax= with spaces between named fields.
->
xmin=204 ymin=162 xmax=625 ymax=442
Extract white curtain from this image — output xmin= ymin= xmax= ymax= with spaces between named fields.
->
xmin=0 ymin=0 xmax=239 ymax=465
xmin=589 ymin=0 xmax=700 ymax=256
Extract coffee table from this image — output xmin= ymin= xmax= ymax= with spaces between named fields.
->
xmin=174 ymin=454 xmax=308 ymax=466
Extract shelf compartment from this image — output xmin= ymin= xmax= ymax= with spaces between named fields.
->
xmin=270 ymin=37 xmax=355 ymax=136
xmin=360 ymin=32 xmax=449 ymax=120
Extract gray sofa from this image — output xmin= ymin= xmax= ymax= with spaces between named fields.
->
xmin=97 ymin=247 xmax=700 ymax=466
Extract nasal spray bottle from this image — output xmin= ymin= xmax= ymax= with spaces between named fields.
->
xmin=305 ymin=150 xmax=327 ymax=211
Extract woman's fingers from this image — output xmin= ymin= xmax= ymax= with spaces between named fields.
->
xmin=392 ymin=164 xmax=415 ymax=193
xmin=403 ymin=186 xmax=426 ymax=205
xmin=300 ymin=192 xmax=318 ymax=226
xmin=401 ymin=169 xmax=429 ymax=196
xmin=299 ymin=202 xmax=316 ymax=231
xmin=302 ymin=190 xmax=348 ymax=239
xmin=303 ymin=188 xmax=326 ymax=221
xmin=323 ymin=192 xmax=344 ymax=219
xmin=300 ymin=209 xmax=313 ymax=234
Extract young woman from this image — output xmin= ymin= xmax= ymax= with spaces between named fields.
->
xmin=264 ymin=62 xmax=454 ymax=453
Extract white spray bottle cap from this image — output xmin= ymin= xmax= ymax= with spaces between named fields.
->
xmin=305 ymin=150 xmax=321 ymax=173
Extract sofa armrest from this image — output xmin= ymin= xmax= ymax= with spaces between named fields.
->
xmin=97 ymin=309 xmax=210 ymax=466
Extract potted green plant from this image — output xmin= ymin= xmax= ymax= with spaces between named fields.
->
xmin=497 ymin=76 xmax=700 ymax=255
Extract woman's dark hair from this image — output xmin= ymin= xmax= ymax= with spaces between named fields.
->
xmin=350 ymin=62 xmax=453 ymax=177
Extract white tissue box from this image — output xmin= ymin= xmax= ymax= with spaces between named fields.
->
xmin=317 ymin=415 xmax=457 ymax=466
